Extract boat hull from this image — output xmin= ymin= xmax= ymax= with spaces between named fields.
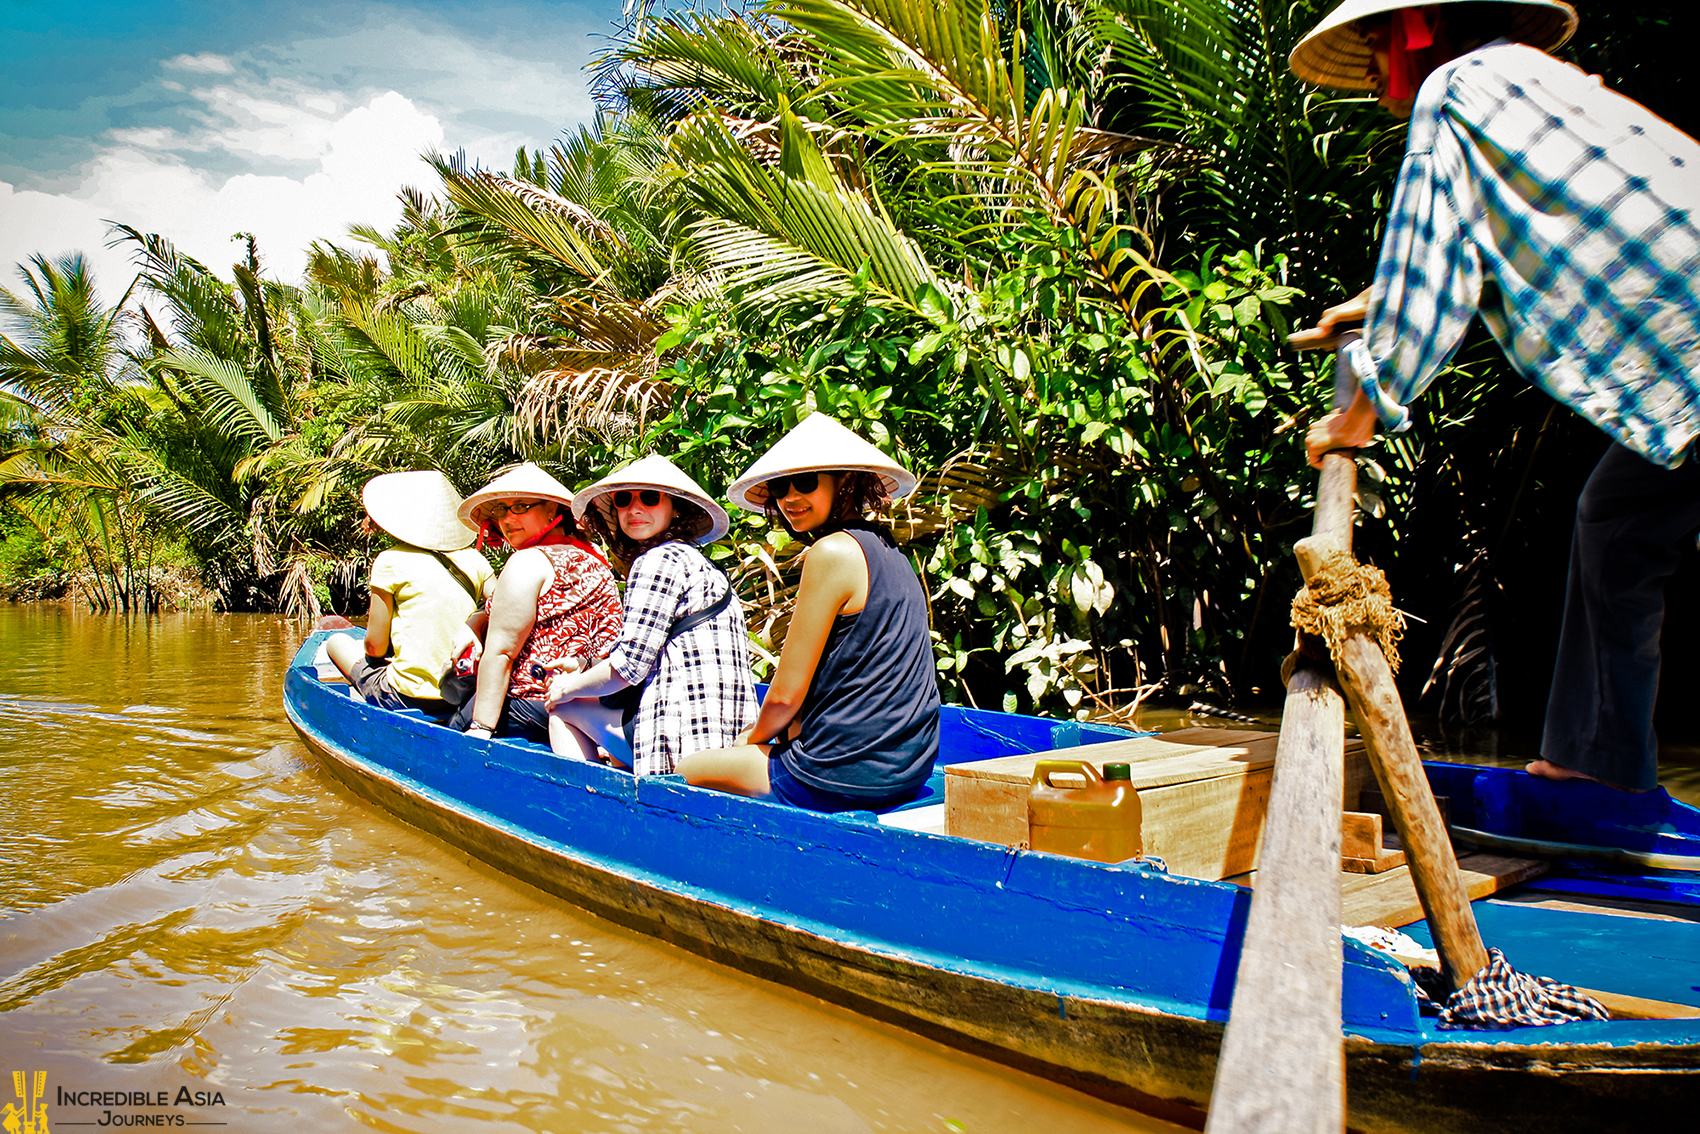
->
xmin=284 ymin=638 xmax=1700 ymax=1132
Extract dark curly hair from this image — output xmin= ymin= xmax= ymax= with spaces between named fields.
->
xmin=763 ymin=470 xmax=895 ymax=546
xmin=582 ymin=494 xmax=713 ymax=577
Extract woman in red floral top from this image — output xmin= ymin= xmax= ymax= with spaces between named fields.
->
xmin=449 ymin=463 xmax=622 ymax=747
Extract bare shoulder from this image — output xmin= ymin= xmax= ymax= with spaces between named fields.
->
xmin=799 ymin=532 xmax=869 ymax=602
xmin=804 ymin=530 xmax=867 ymax=571
xmin=498 ymin=547 xmax=554 ymax=588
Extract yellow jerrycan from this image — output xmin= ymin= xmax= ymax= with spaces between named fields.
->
xmin=1027 ymin=760 xmax=1143 ymax=864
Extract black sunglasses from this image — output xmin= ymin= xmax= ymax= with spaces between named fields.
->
xmin=764 ymin=471 xmax=821 ymax=499
xmin=611 ymin=489 xmax=664 ymax=509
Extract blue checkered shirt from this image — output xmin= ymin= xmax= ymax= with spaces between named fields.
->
xmin=1355 ymin=42 xmax=1700 ymax=468
xmin=607 ymin=541 xmax=758 ymax=776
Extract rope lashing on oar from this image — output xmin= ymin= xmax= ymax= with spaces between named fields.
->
xmin=1289 ymin=548 xmax=1406 ymax=675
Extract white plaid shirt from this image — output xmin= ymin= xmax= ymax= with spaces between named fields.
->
xmin=1355 ymin=42 xmax=1700 ymax=468
xmin=607 ymin=541 xmax=758 ymax=776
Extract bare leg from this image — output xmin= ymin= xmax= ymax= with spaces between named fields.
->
xmin=1524 ymin=758 xmax=1600 ymax=784
xmin=547 ymin=712 xmax=600 ymax=762
xmin=549 ymin=699 xmax=633 ymax=767
xmin=677 ymin=745 xmax=772 ymax=797
xmin=324 ymin=634 xmax=367 ymax=682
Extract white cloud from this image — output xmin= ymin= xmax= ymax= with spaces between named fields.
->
xmin=0 ymin=10 xmax=601 ymax=291
xmin=0 ymin=181 xmax=134 ymax=300
xmin=166 ymin=53 xmax=237 ymax=74
xmin=2 ymin=79 xmax=446 ymax=288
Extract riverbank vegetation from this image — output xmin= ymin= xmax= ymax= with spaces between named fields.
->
xmin=1 ymin=1 xmax=1689 ymax=726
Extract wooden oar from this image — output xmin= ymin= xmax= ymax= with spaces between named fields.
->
xmin=1204 ymin=338 xmax=1360 ymax=1134
xmin=1281 ymin=329 xmax=1491 ymax=992
xmin=1280 ymin=332 xmax=1489 ymax=991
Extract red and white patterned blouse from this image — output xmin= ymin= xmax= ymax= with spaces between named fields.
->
xmin=494 ymin=543 xmax=623 ymax=701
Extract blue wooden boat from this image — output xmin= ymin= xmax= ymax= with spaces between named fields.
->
xmin=283 ymin=630 xmax=1700 ymax=1132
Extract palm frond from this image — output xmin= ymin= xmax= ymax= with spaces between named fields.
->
xmin=672 ymin=105 xmax=945 ymax=313
xmin=151 ymin=347 xmax=285 ymax=445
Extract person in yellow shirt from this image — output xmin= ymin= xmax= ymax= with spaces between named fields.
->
xmin=325 ymin=470 xmax=495 ymax=713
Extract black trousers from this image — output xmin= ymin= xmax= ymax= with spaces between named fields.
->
xmin=1541 ymin=443 xmax=1700 ymax=790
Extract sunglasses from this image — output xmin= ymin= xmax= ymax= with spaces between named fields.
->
xmin=483 ymin=498 xmax=548 ymax=520
xmin=764 ymin=471 xmax=822 ymax=500
xmin=612 ymin=489 xmax=664 ymax=509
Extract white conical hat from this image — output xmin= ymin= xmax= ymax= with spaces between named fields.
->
xmin=571 ymin=454 xmax=731 ymax=545
xmin=457 ymin=462 xmax=577 ymax=526
xmin=362 ymin=470 xmax=477 ymax=551
xmin=726 ymin=412 xmax=917 ymax=512
xmin=1289 ymin=0 xmax=1577 ymax=91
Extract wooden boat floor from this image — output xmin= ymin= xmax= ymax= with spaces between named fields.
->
xmin=1223 ymin=852 xmax=1548 ymax=928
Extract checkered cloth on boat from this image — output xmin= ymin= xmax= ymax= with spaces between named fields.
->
xmin=1355 ymin=41 xmax=1700 ymax=469
xmin=1411 ymin=948 xmax=1609 ymax=1029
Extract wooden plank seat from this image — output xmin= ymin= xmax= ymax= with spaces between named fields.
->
xmin=1224 ymin=853 xmax=1550 ymax=928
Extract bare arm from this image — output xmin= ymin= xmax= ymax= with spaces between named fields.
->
xmin=364 ymin=588 xmax=395 ymax=658
xmin=742 ymin=531 xmax=868 ymax=744
xmin=466 ymin=549 xmax=552 ymax=731
xmin=543 ymin=658 xmax=631 ymax=707
xmin=1288 ymin=286 xmax=1373 ymax=350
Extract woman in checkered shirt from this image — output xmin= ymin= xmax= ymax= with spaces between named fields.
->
xmin=544 ymin=456 xmax=758 ymax=775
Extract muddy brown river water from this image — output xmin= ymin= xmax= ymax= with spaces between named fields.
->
xmin=4 ymin=606 xmax=1697 ymax=1132
xmin=0 ymin=607 xmax=1179 ymax=1133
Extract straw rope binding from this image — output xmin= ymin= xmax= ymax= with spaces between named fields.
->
xmin=1289 ymin=550 xmax=1406 ymax=675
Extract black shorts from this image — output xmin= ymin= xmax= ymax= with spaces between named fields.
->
xmin=449 ymin=696 xmax=550 ymax=743
xmin=600 ymin=684 xmax=644 ymax=751
xmin=349 ymin=657 xmax=451 ymax=716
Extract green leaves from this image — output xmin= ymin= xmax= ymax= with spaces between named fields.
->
xmin=152 ymin=347 xmax=285 ymax=445
xmin=672 ymin=101 xmax=947 ymax=315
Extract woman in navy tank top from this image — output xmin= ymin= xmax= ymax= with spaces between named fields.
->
xmin=679 ymin=413 xmax=941 ymax=812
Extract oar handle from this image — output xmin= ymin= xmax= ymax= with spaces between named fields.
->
xmin=1301 ymin=330 xmax=1362 ymax=567
xmin=1304 ymin=331 xmax=1492 ymax=991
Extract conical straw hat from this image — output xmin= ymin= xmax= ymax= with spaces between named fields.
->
xmin=572 ymin=454 xmax=731 ymax=545
xmin=362 ymin=470 xmax=477 ymax=552
xmin=726 ymin=412 xmax=917 ymax=512
xmin=457 ymin=462 xmax=577 ymax=526
xmin=1289 ymin=0 xmax=1577 ymax=91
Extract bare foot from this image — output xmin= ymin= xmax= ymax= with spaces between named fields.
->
xmin=1525 ymin=759 xmax=1598 ymax=783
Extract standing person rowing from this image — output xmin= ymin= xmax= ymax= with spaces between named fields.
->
xmin=1292 ymin=0 xmax=1700 ymax=792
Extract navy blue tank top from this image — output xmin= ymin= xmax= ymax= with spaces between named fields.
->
xmin=779 ymin=527 xmax=941 ymax=799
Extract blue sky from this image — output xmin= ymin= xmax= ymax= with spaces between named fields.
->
xmin=0 ymin=0 xmax=624 ymax=287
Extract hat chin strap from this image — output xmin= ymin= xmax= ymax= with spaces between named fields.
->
xmin=511 ymin=512 xmax=565 ymax=550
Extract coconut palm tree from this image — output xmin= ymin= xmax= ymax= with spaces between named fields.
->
xmin=111 ymin=226 xmax=335 ymax=612
xmin=0 ymin=253 xmax=166 ymax=610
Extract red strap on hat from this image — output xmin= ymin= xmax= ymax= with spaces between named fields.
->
xmin=475 ymin=511 xmax=610 ymax=569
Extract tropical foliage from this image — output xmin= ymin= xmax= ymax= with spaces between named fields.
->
xmin=0 ymin=0 xmax=1687 ymax=724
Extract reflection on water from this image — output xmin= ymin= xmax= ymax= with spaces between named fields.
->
xmin=0 ymin=607 xmax=1173 ymax=1133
